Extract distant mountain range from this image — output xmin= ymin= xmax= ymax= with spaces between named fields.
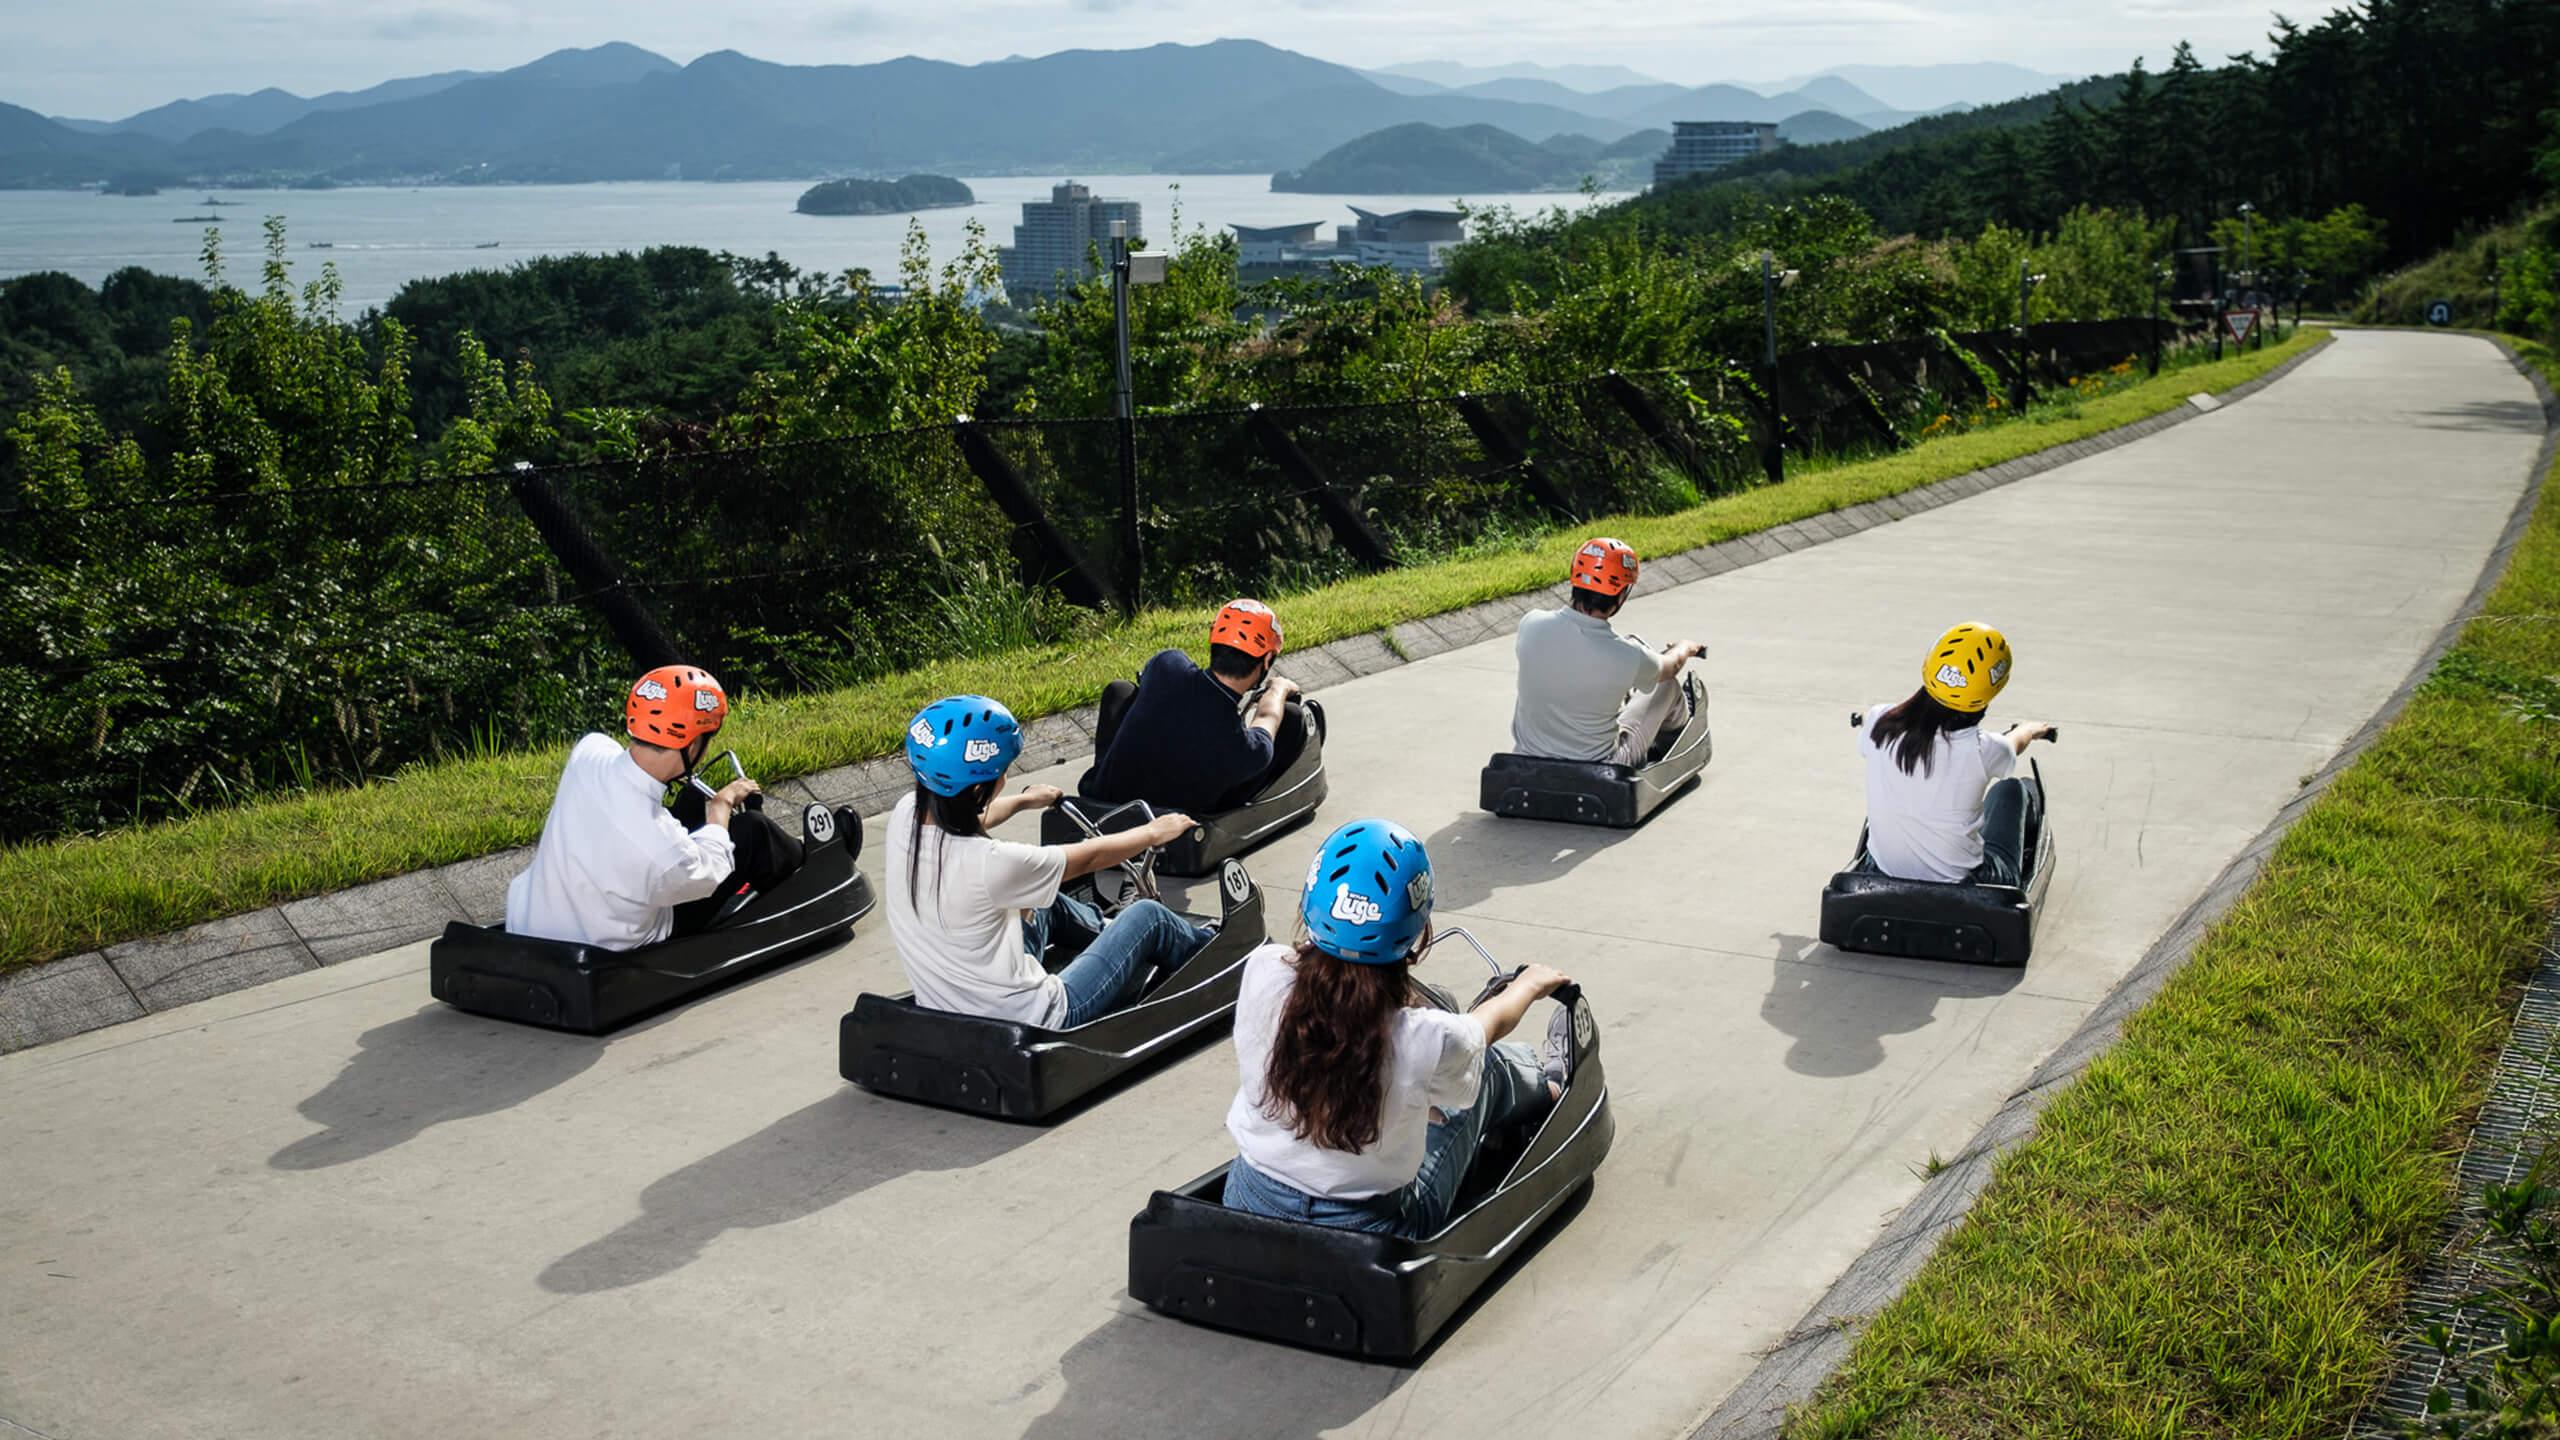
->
xmin=2 ymin=40 xmax=1980 ymax=189
xmin=1273 ymin=108 xmax=1871 ymax=194
xmin=1367 ymin=60 xmax=1669 ymax=94
xmin=1274 ymin=123 xmax=1666 ymax=193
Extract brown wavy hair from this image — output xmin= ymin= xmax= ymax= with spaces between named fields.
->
xmin=1260 ymin=939 xmax=1420 ymax=1152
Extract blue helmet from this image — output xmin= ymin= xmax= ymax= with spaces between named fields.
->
xmin=1301 ymin=818 xmax=1434 ymax=964
xmin=904 ymin=695 xmax=1022 ymax=797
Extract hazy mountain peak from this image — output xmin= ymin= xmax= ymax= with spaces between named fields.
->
xmin=511 ymin=43 xmax=680 ymax=86
xmin=1371 ymin=59 xmax=1667 ymax=93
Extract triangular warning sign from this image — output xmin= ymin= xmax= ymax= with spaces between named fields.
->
xmin=2225 ymin=310 xmax=2259 ymax=344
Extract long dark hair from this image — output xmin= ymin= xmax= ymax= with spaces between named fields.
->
xmin=905 ymin=778 xmax=997 ymax=910
xmin=1261 ymin=937 xmax=1424 ymax=1153
xmin=1868 ymin=686 xmax=1983 ymax=777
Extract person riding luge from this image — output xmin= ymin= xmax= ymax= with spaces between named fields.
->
xmin=1084 ymin=599 xmax=1314 ymax=816
xmin=1512 ymin=538 xmax=1705 ymax=767
xmin=506 ymin=664 xmax=806 ymax=948
xmin=887 ymin=694 xmax=1214 ymax=1027
xmin=1857 ymin=623 xmax=2055 ymax=886
xmin=1221 ymin=818 xmax=1575 ymax=1235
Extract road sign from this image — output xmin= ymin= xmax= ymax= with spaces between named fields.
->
xmin=2224 ymin=309 xmax=2259 ymax=345
xmin=2426 ymin=299 xmax=2455 ymax=326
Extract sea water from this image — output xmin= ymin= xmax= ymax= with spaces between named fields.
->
xmin=0 ymin=175 xmax=1630 ymax=313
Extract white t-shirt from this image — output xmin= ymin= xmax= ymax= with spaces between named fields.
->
xmin=504 ymin=733 xmax=737 ymax=950
xmin=882 ymin=792 xmax=1072 ymax=1027
xmin=1512 ymin=608 xmax=1662 ymax=762
xmin=1226 ymin=942 xmax=1488 ymax=1199
xmin=1857 ymin=700 xmax=2018 ymax=883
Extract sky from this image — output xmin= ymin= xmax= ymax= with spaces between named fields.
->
xmin=10 ymin=0 xmax=2312 ymax=120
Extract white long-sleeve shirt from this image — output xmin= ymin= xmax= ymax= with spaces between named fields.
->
xmin=504 ymin=733 xmax=737 ymax=950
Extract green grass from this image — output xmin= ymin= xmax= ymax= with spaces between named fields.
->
xmin=1783 ymin=336 xmax=2560 ymax=1439
xmin=0 ymin=331 xmax=2322 ymax=976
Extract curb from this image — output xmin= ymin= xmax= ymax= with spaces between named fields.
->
xmin=0 ymin=336 xmax=2336 ymax=1056
xmin=1690 ymin=332 xmax=2560 ymax=1439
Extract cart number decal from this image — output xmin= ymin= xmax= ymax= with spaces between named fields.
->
xmin=1329 ymin=884 xmax=1383 ymax=925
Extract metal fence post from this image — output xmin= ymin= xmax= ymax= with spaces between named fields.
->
xmin=504 ymin=462 xmax=685 ymax=672
xmin=1110 ymin=223 xmax=1141 ymax=617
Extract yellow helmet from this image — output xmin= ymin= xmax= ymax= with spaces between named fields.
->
xmin=1921 ymin=623 xmax=2012 ymax=713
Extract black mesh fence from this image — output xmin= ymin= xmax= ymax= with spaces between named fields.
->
xmin=0 ymin=469 xmax=599 ymax=836
xmin=8 ymin=316 xmax=2171 ymax=839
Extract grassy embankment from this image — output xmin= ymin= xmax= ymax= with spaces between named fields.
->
xmin=1 ymin=332 xmax=2320 ymax=976
xmin=1785 ymin=338 xmax=2560 ymax=1438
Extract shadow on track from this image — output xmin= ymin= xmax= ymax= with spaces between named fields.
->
xmin=1760 ymin=932 xmax=2024 ymax=1078
xmin=1418 ymin=810 xmax=1652 ymax=916
xmin=270 ymin=1004 xmax=605 ymax=1171
xmin=2414 ymin=397 xmax=2549 ymax=433
xmin=1021 ymin=1184 xmax=1595 ymax=1437
xmin=1019 ymin=1308 xmax=1400 ymax=1440
xmin=539 ymin=1089 xmax=1037 ymax=1294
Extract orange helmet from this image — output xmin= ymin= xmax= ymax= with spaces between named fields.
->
xmin=1211 ymin=598 xmax=1283 ymax=659
xmin=1570 ymin=537 xmax=1639 ymax=597
xmin=625 ymin=664 xmax=727 ymax=746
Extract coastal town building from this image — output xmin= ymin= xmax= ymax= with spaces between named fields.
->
xmin=996 ymin=181 xmax=1143 ymax=299
xmin=1227 ymin=207 xmax=1470 ymax=276
xmin=1651 ymin=121 xmax=1781 ymax=187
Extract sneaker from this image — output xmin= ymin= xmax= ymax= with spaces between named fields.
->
xmin=1540 ymin=1003 xmax=1575 ymax=1090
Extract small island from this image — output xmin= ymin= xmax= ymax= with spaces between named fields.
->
xmin=795 ymin=174 xmax=975 ymax=216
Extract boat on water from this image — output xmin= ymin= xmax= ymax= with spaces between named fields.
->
xmin=172 ymin=216 xmax=220 ymax=223
xmin=474 ymin=241 xmax=501 ymax=249
xmin=307 ymin=241 xmax=334 ymax=249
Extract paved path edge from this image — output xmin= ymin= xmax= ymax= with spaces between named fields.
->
xmin=0 ymin=338 xmax=2338 ymax=1056
xmin=1689 ymin=334 xmax=2560 ymax=1439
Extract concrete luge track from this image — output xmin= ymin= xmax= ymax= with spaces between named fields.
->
xmin=1 ymin=332 xmax=2545 ymax=1440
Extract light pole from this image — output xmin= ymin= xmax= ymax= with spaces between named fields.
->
xmin=1108 ymin=220 xmax=1166 ymax=616
xmin=2013 ymin=259 xmax=2046 ymax=413
xmin=1758 ymin=251 xmax=1798 ymax=485
xmin=2149 ymin=262 xmax=2171 ymax=377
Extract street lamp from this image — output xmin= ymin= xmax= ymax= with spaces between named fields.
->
xmin=1109 ymin=219 xmax=1167 ymax=616
xmin=2236 ymin=202 xmax=2256 ymax=289
xmin=1758 ymin=250 xmax=1799 ymax=484
xmin=2149 ymin=262 xmax=2172 ymax=376
xmin=2014 ymin=259 xmax=2046 ymax=413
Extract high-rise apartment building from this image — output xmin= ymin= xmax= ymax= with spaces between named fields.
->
xmin=1652 ymin=122 xmax=1781 ymax=187
xmin=996 ymin=182 xmax=1143 ymax=300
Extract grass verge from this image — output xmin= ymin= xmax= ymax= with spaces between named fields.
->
xmin=1 ymin=331 xmax=2320 ymax=976
xmin=1782 ymin=337 xmax=2560 ymax=1438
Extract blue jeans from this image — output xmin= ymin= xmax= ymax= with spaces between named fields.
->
xmin=1223 ymin=1041 xmax=1551 ymax=1238
xmin=1022 ymin=892 xmax=1212 ymax=1027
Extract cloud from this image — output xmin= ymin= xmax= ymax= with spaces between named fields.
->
xmin=1071 ymin=0 xmax=1141 ymax=13
xmin=819 ymin=5 xmax=896 ymax=33
xmin=367 ymin=6 xmax=508 ymax=41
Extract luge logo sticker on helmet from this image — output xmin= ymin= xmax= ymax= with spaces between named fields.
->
xmin=694 ymin=690 xmax=722 ymax=711
xmin=1934 ymin=664 xmax=1970 ymax=691
xmin=963 ymin=739 xmax=1001 ymax=763
xmin=1989 ymin=657 xmax=2011 ymax=687
xmin=1329 ymin=885 xmax=1384 ymax=925
xmin=909 ymin=718 xmax=936 ymax=747
xmin=1406 ymin=871 xmax=1432 ymax=911
xmin=634 ymin=678 xmax=668 ymax=701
